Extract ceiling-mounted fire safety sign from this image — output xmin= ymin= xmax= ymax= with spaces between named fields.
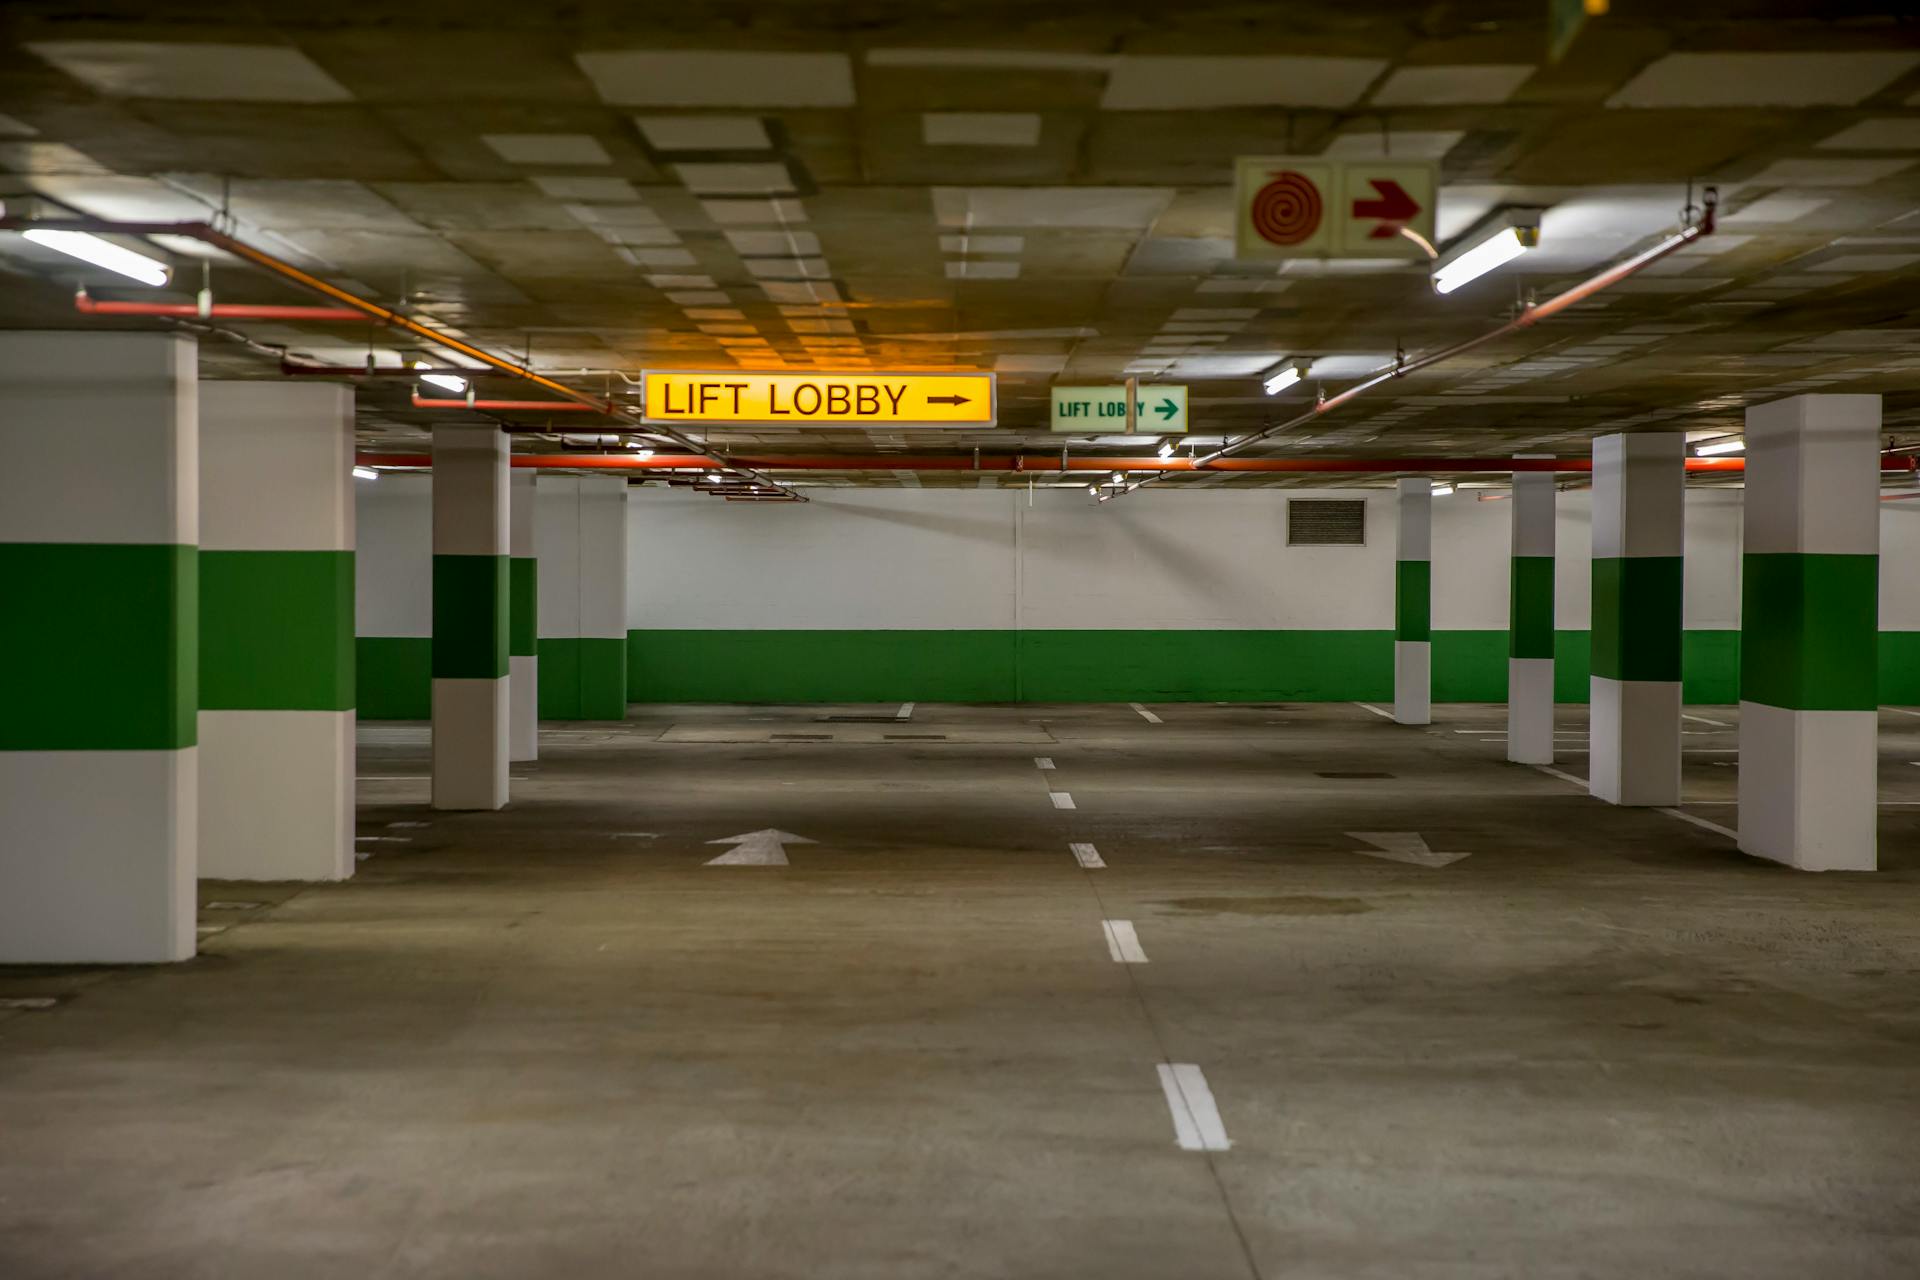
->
xmin=1233 ymin=158 xmax=1437 ymax=262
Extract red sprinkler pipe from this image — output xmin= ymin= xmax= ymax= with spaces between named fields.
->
xmin=74 ymin=289 xmax=368 ymax=322
xmin=353 ymin=451 xmax=1920 ymax=475
xmin=409 ymin=393 xmax=595 ymax=412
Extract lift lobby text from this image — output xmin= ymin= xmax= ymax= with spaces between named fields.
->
xmin=642 ymin=372 xmax=997 ymax=427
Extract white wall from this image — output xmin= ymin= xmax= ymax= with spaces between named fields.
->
xmin=622 ymin=483 xmax=1920 ymax=633
xmin=356 ymin=473 xmax=431 ymax=637
xmin=354 ymin=478 xmax=1920 ymax=637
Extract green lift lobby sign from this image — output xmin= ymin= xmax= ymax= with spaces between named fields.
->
xmin=1050 ymin=385 xmax=1188 ymax=433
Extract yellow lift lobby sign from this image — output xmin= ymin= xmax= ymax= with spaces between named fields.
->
xmin=642 ymin=371 xmax=996 ymax=427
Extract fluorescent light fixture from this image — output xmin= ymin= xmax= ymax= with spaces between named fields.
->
xmin=627 ymin=444 xmax=655 ymax=460
xmin=1432 ymin=482 xmax=1455 ymax=496
xmin=1157 ymin=439 xmax=1176 ymax=458
xmin=352 ymin=466 xmax=379 ymax=481
xmin=411 ymin=361 xmax=467 ymax=394
xmin=702 ymin=473 xmax=721 ymax=482
xmin=1432 ymin=209 xmax=1542 ymax=295
xmin=1111 ymin=471 xmax=1126 ymax=483
xmin=22 ymin=229 xmax=170 ymax=286
xmin=1087 ymin=485 xmax=1098 ymax=496
xmin=1694 ymin=436 xmax=1745 ymax=455
xmin=1263 ymin=363 xmax=1303 ymax=396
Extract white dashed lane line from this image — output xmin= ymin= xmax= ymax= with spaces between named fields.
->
xmin=1050 ymin=792 xmax=1077 ymax=810
xmin=1156 ymin=1064 xmax=1232 ymax=1152
xmin=1034 ymin=756 xmax=1055 ymax=770
xmin=1102 ymin=920 xmax=1148 ymax=963
xmin=1070 ymin=842 xmax=1105 ymax=868
xmin=1129 ymin=703 xmax=1163 ymax=724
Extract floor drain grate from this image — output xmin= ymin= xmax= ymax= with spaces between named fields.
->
xmin=884 ymin=734 xmax=947 ymax=740
xmin=771 ymin=733 xmax=832 ymax=741
xmin=1317 ymin=771 xmax=1394 ymax=779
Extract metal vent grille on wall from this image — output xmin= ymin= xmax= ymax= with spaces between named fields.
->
xmin=1286 ymin=499 xmax=1366 ymax=546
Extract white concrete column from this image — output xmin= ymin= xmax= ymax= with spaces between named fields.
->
xmin=198 ymin=382 xmax=355 ymax=880
xmin=1589 ymin=433 xmax=1684 ymax=806
xmin=535 ymin=476 xmax=631 ymax=719
xmin=1507 ymin=460 xmax=1556 ymax=764
xmin=1394 ymin=477 xmax=1431 ymax=725
xmin=0 ymin=333 xmax=198 ymax=962
xmin=431 ymin=424 xmax=509 ymax=810
xmin=508 ymin=469 xmax=538 ymax=761
xmin=1738 ymin=394 xmax=1881 ymax=871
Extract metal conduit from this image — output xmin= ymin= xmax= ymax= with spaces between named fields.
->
xmin=1100 ymin=190 xmax=1720 ymax=502
xmin=1 ymin=216 xmax=805 ymax=503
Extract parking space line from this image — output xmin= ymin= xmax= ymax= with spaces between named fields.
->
xmin=1353 ymin=702 xmax=1394 ymax=720
xmin=1034 ymin=756 xmax=1055 ymax=770
xmin=1050 ymin=791 xmax=1077 ymax=810
xmin=895 ymin=702 xmax=915 ymax=721
xmin=1102 ymin=920 xmax=1148 ymax=963
xmin=1156 ymin=1064 xmax=1232 ymax=1152
xmin=1070 ymin=841 xmax=1105 ymax=868
xmin=1683 ymin=713 xmax=1729 ymax=727
xmin=1657 ymin=807 xmax=1737 ymax=840
xmin=1529 ymin=764 xmax=1588 ymax=788
xmin=1129 ymin=703 xmax=1163 ymax=724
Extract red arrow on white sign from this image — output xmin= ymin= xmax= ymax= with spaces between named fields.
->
xmin=1351 ymin=179 xmax=1421 ymax=239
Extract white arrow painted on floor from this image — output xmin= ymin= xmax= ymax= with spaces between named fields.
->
xmin=1346 ymin=831 xmax=1471 ymax=869
xmin=704 ymin=829 xmax=816 ymax=866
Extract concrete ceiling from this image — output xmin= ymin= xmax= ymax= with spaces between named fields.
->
xmin=3 ymin=3 xmax=1920 ymax=488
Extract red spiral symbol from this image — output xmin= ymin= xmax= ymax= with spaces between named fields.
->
xmin=1250 ymin=170 xmax=1322 ymax=246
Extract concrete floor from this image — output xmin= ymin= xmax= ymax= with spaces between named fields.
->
xmin=3 ymin=702 xmax=1919 ymax=1279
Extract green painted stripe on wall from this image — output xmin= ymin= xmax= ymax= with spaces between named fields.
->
xmin=1881 ymin=632 xmax=1920 ymax=704
xmin=1437 ymin=630 xmax=1739 ymax=704
xmin=356 ymin=628 xmax=1920 ymax=716
xmin=628 ymin=630 xmax=1398 ymax=703
xmin=431 ymin=554 xmax=508 ymax=680
xmin=1509 ymin=556 xmax=1554 ymax=659
xmin=537 ymin=637 xmax=629 ymax=719
xmin=1395 ymin=561 xmax=1430 ymax=642
xmin=1591 ymin=556 xmax=1683 ymax=682
xmin=200 ymin=550 xmax=353 ymax=711
xmin=1741 ymin=552 xmax=1879 ymax=711
xmin=1 ymin=542 xmax=197 ymax=750
xmin=356 ymin=637 xmax=431 ymax=718
xmin=509 ymin=557 xmax=537 ymax=658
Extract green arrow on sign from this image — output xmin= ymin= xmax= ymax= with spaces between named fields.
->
xmin=1154 ymin=398 xmax=1177 ymax=420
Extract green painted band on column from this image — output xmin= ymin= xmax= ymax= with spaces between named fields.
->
xmin=0 ymin=542 xmax=197 ymax=750
xmin=1509 ymin=555 xmax=1554 ymax=659
xmin=200 ymin=550 xmax=353 ymax=711
xmin=431 ymin=554 xmax=509 ymax=680
xmin=1395 ymin=560 xmax=1430 ymax=642
xmin=1591 ymin=555 xmax=1682 ymax=682
xmin=509 ymin=557 xmax=537 ymax=658
xmin=1741 ymin=552 xmax=1879 ymax=710
xmin=538 ymin=636 xmax=629 ymax=718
